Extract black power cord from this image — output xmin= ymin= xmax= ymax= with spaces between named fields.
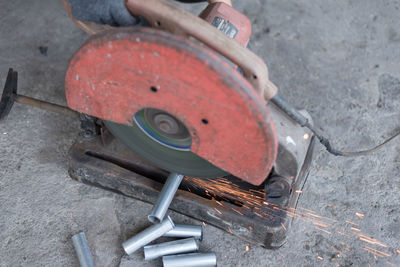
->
xmin=271 ymin=94 xmax=400 ymax=157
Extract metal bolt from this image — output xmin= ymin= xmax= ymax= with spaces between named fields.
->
xmin=82 ymin=129 xmax=93 ymax=139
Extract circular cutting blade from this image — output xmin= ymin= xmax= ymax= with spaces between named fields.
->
xmin=104 ymin=118 xmax=228 ymax=178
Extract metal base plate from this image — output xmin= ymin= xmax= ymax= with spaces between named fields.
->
xmin=68 ymin=128 xmax=315 ymax=248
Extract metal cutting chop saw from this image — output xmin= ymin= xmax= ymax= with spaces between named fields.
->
xmin=1 ymin=0 xmax=316 ymax=247
xmin=65 ymin=0 xmax=312 ymax=185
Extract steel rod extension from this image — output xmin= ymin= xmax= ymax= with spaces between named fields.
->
xmin=148 ymin=173 xmax=184 ymax=223
xmin=162 ymin=253 xmax=217 ymax=267
xmin=14 ymin=95 xmax=79 ymax=118
xmin=144 ymin=238 xmax=199 ymax=260
xmin=71 ymin=232 xmax=95 ymax=267
xmin=123 ymin=216 xmax=175 ymax=255
xmin=164 ymin=224 xmax=203 ymax=240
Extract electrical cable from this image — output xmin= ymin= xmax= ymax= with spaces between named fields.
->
xmin=271 ymin=94 xmax=400 ymax=157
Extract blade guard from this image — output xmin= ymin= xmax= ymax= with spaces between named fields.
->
xmin=65 ymin=28 xmax=277 ymax=185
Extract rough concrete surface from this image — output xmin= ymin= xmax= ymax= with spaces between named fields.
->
xmin=0 ymin=0 xmax=399 ymax=266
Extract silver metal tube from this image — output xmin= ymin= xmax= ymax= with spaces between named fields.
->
xmin=71 ymin=232 xmax=95 ymax=267
xmin=148 ymin=173 xmax=184 ymax=223
xmin=162 ymin=253 xmax=217 ymax=267
xmin=123 ymin=216 xmax=175 ymax=255
xmin=164 ymin=224 xmax=203 ymax=241
xmin=144 ymin=238 xmax=199 ymax=260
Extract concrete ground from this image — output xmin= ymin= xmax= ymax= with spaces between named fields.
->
xmin=0 ymin=0 xmax=399 ymax=266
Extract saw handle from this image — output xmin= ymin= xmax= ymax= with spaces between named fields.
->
xmin=125 ymin=0 xmax=277 ymax=100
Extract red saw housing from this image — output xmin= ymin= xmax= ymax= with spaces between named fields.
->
xmin=65 ymin=28 xmax=278 ymax=185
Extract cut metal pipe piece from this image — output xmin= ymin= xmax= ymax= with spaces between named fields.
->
xmin=164 ymin=224 xmax=203 ymax=241
xmin=148 ymin=173 xmax=184 ymax=223
xmin=162 ymin=253 xmax=217 ymax=267
xmin=144 ymin=238 xmax=199 ymax=260
xmin=123 ymin=216 xmax=175 ymax=255
xmin=71 ymin=232 xmax=95 ymax=267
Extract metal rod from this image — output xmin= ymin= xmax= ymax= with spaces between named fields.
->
xmin=162 ymin=253 xmax=217 ymax=267
xmin=148 ymin=173 xmax=184 ymax=223
xmin=71 ymin=232 xmax=95 ymax=267
xmin=15 ymin=95 xmax=79 ymax=118
xmin=144 ymin=238 xmax=199 ymax=260
xmin=123 ymin=216 xmax=175 ymax=255
xmin=164 ymin=224 xmax=203 ymax=241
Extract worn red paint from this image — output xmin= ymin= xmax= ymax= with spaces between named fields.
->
xmin=65 ymin=28 xmax=277 ymax=185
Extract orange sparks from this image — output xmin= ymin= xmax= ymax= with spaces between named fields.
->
xmin=242 ymin=205 xmax=251 ymax=210
xmin=254 ymin=212 xmax=264 ymax=218
xmin=331 ymin=246 xmax=342 ymax=255
xmin=285 ymin=212 xmax=296 ymax=218
xmin=396 ymin=249 xmax=400 ymax=254
xmin=185 ymin=175 xmax=394 ymax=264
xmin=231 ymin=208 xmax=243 ymax=216
xmin=202 ymin=222 xmax=206 ymax=227
xmin=214 ymin=208 xmax=222 ymax=215
xmin=357 ymin=234 xmax=388 ymax=248
xmin=298 ymin=207 xmax=314 ymax=213
xmin=313 ymin=221 xmax=329 ymax=228
xmin=386 ymin=262 xmax=397 ymax=267
xmin=363 ymin=246 xmax=391 ymax=257
xmin=303 ymin=133 xmax=310 ymax=140
xmin=346 ymin=220 xmax=359 ymax=226
xmin=363 ymin=247 xmax=383 ymax=258
xmin=306 ymin=212 xmax=324 ymax=219
xmin=360 ymin=237 xmax=376 ymax=246
xmin=356 ymin=212 xmax=365 ymax=219
xmin=315 ymin=227 xmax=332 ymax=235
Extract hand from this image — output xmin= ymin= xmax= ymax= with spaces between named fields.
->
xmin=66 ymin=0 xmax=143 ymax=26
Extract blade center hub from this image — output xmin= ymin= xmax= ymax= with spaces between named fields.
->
xmin=154 ymin=114 xmax=179 ymax=135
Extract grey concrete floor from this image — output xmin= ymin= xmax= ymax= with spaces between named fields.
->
xmin=0 ymin=0 xmax=399 ymax=266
